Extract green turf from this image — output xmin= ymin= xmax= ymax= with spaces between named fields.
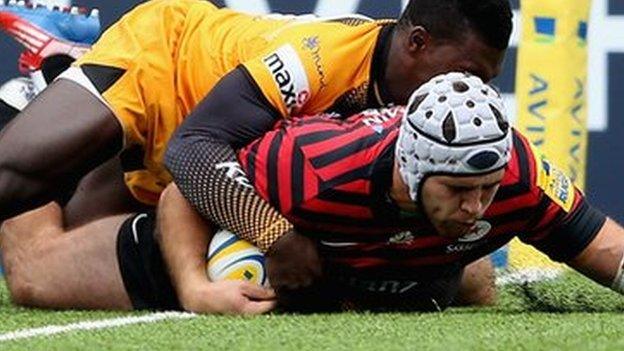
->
xmin=2 ymin=271 xmax=624 ymax=350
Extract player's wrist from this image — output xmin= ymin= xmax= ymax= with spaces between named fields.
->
xmin=175 ymin=267 xmax=212 ymax=312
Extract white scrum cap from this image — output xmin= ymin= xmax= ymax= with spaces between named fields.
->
xmin=396 ymin=72 xmax=513 ymax=203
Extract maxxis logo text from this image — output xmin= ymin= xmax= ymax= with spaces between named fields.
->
xmin=263 ymin=44 xmax=310 ymax=114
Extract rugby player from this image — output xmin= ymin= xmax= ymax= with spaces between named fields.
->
xmin=0 ymin=0 xmax=513 ymax=290
xmin=2 ymin=74 xmax=620 ymax=314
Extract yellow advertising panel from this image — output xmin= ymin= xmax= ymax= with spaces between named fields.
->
xmin=509 ymin=0 xmax=592 ymax=270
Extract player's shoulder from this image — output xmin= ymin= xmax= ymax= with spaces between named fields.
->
xmin=492 ymin=128 xmax=543 ymax=209
xmin=500 ymin=129 xmax=535 ymax=187
xmin=273 ymin=13 xmax=392 ymax=28
xmin=313 ymin=16 xmax=394 ymax=27
xmin=240 ymin=15 xmax=392 ymax=117
xmin=498 ymin=128 xmax=576 ymax=212
xmin=262 ymin=13 xmax=391 ymax=43
xmin=501 ymin=128 xmax=561 ymax=190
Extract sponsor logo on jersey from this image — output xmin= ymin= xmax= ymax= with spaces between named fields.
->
xmin=445 ymin=221 xmax=491 ymax=252
xmin=301 ymin=36 xmax=328 ymax=90
xmin=263 ymin=44 xmax=310 ymax=114
xmin=388 ymin=231 xmax=415 ymax=245
xmin=457 ymin=220 xmax=492 ymax=242
xmin=215 ymin=162 xmax=252 ymax=188
xmin=344 ymin=277 xmax=420 ymax=294
xmin=446 ymin=241 xmax=485 ymax=253
xmin=537 ymin=157 xmax=575 ymax=212
xmin=360 ymin=107 xmax=403 ymax=132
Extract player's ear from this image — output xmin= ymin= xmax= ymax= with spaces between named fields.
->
xmin=407 ymin=26 xmax=431 ymax=54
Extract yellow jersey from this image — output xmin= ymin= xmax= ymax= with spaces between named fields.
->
xmin=74 ymin=0 xmax=393 ymax=204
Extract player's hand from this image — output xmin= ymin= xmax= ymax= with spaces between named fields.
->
xmin=265 ymin=230 xmax=322 ymax=293
xmin=182 ymin=279 xmax=276 ymax=315
xmin=208 ymin=280 xmax=277 ymax=315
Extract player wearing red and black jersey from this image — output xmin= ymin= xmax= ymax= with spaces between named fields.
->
xmin=2 ymin=74 xmax=612 ymax=314
xmin=241 ymin=106 xmax=600 ymax=269
xmin=233 ymin=105 xmax=603 ymax=309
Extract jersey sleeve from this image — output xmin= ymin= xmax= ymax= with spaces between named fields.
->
xmin=517 ymin=137 xmax=606 ymax=262
xmin=165 ymin=68 xmax=293 ymax=251
xmin=242 ymin=19 xmax=380 ymax=117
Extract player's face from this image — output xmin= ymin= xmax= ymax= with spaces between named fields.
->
xmin=421 ymin=169 xmax=505 ymax=238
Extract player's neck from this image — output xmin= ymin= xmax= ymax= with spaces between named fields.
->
xmin=373 ymin=25 xmax=397 ymax=106
xmin=383 ymin=28 xmax=413 ymax=106
xmin=389 ymin=162 xmax=418 ymax=213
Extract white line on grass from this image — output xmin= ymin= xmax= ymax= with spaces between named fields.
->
xmin=0 ymin=311 xmax=196 ymax=342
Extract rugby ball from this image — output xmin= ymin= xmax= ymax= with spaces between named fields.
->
xmin=206 ymin=230 xmax=269 ymax=287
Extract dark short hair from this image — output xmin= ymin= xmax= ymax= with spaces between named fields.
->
xmin=397 ymin=0 xmax=513 ymax=50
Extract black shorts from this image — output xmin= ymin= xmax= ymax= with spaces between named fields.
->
xmin=117 ymin=213 xmax=463 ymax=312
xmin=117 ymin=212 xmax=181 ymax=311
xmin=280 ymin=265 xmax=463 ymax=313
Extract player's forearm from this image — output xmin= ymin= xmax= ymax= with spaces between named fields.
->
xmin=568 ymin=218 xmax=624 ymax=288
xmin=164 ymin=66 xmax=292 ymax=251
xmin=456 ymin=257 xmax=497 ymax=306
xmin=165 ymin=135 xmax=292 ymax=251
xmin=156 ymin=183 xmax=212 ymax=310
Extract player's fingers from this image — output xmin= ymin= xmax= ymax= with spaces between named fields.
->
xmin=240 ymin=281 xmax=277 ymax=300
xmin=242 ymin=299 xmax=277 ymax=315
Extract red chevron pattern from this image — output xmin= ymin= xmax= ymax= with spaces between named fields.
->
xmin=237 ymin=107 xmax=592 ymax=272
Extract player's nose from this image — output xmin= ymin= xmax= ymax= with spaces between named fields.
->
xmin=460 ymin=189 xmax=483 ymax=217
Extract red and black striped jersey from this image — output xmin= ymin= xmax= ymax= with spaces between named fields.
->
xmin=238 ymin=106 xmax=605 ymax=277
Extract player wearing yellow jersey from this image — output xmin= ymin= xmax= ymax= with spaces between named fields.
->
xmin=0 ymin=0 xmax=513 ymax=296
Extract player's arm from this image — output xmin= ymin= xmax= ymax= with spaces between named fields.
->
xmin=157 ymin=183 xmax=276 ymax=315
xmin=0 ymin=79 xmax=122 ymax=220
xmin=165 ymin=67 xmax=291 ymax=250
xmin=567 ymin=218 xmax=624 ymax=290
xmin=521 ymin=196 xmax=624 ymax=294
xmin=512 ymin=132 xmax=621 ymax=291
xmin=164 ymin=67 xmax=322 ymax=292
xmin=522 ymin=194 xmax=621 ymax=289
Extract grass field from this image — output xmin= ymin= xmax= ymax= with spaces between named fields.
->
xmin=1 ymin=271 xmax=624 ymax=350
